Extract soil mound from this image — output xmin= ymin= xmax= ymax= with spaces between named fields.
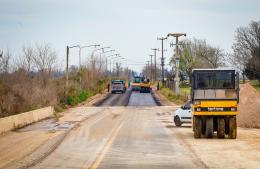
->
xmin=238 ymin=83 xmax=260 ymax=128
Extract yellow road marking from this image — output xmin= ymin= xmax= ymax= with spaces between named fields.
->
xmin=90 ymin=121 xmax=125 ymax=169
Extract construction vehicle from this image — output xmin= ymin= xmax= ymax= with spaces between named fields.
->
xmin=140 ymin=78 xmax=151 ymax=93
xmin=191 ymin=69 xmax=239 ymax=139
xmin=131 ymin=76 xmax=142 ymax=91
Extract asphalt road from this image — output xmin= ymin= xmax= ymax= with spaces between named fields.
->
xmin=1 ymin=91 xmax=260 ymax=169
xmin=97 ymin=89 xmax=158 ymax=107
xmin=128 ymin=91 xmax=157 ymax=106
xmin=97 ymin=89 xmax=132 ymax=106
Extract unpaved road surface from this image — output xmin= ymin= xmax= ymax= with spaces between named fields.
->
xmin=0 ymin=91 xmax=260 ymax=169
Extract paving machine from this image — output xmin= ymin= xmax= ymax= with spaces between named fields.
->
xmin=191 ymin=69 xmax=239 ymax=139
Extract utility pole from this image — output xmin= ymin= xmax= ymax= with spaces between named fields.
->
xmin=66 ymin=45 xmax=80 ymax=97
xmin=151 ymin=48 xmax=159 ymax=81
xmin=66 ymin=46 xmax=69 ymax=97
xmin=0 ymin=50 xmax=3 ymax=58
xmin=149 ymin=54 xmax=153 ymax=81
xmin=147 ymin=61 xmax=150 ymax=79
xmin=167 ymin=33 xmax=186 ymax=95
xmin=157 ymin=37 xmax=167 ymax=85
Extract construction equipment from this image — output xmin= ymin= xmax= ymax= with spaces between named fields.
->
xmin=131 ymin=76 xmax=142 ymax=91
xmin=140 ymin=78 xmax=151 ymax=93
xmin=191 ymin=69 xmax=239 ymax=139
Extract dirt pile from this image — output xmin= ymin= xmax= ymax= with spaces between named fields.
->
xmin=238 ymin=83 xmax=260 ymax=128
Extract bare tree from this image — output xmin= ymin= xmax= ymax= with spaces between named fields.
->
xmin=33 ymin=43 xmax=57 ymax=74
xmin=0 ymin=49 xmax=11 ymax=74
xmin=22 ymin=45 xmax=34 ymax=72
xmin=32 ymin=43 xmax=57 ymax=86
xmin=231 ymin=20 xmax=260 ymax=82
xmin=15 ymin=45 xmax=35 ymax=73
xmin=196 ymin=41 xmax=225 ymax=68
xmin=228 ymin=52 xmax=248 ymax=82
xmin=176 ymin=38 xmax=225 ymax=83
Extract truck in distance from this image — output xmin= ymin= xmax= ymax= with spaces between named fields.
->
xmin=111 ymin=80 xmax=126 ymax=94
xmin=191 ymin=69 xmax=239 ymax=139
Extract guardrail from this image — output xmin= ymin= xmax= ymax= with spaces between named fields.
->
xmin=0 ymin=106 xmax=54 ymax=135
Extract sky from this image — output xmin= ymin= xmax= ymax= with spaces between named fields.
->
xmin=0 ymin=0 xmax=259 ymax=72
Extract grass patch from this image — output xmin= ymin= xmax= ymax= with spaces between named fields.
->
xmin=160 ymin=87 xmax=188 ymax=104
xmin=66 ymin=90 xmax=96 ymax=106
xmin=180 ymin=86 xmax=190 ymax=96
xmin=250 ymin=80 xmax=260 ymax=92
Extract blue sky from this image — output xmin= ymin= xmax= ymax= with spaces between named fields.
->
xmin=0 ymin=0 xmax=259 ymax=72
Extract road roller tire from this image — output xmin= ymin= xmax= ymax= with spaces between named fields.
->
xmin=201 ymin=117 xmax=206 ymax=135
xmin=228 ymin=116 xmax=237 ymax=139
xmin=206 ymin=117 xmax=214 ymax=138
xmin=224 ymin=117 xmax=229 ymax=135
xmin=217 ymin=117 xmax=225 ymax=138
xmin=194 ymin=116 xmax=202 ymax=138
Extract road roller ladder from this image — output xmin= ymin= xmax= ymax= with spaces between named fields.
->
xmin=191 ymin=69 xmax=239 ymax=139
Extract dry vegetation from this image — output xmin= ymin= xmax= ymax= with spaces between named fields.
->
xmin=0 ymin=43 xmax=128 ymax=118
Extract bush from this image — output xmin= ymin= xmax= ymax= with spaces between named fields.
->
xmin=67 ymin=95 xmax=80 ymax=106
xmin=79 ymin=90 xmax=88 ymax=102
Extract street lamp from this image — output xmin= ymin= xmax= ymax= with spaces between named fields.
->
xmin=92 ymin=46 xmax=111 ymax=54
xmin=110 ymin=56 xmax=125 ymax=74
xmin=91 ymin=46 xmax=111 ymax=68
xmin=78 ymin=44 xmax=100 ymax=68
xmin=100 ymin=49 xmax=115 ymax=75
xmin=66 ymin=45 xmax=81 ymax=96
xmin=106 ymin=53 xmax=119 ymax=58
xmin=113 ymin=57 xmax=126 ymax=77
xmin=105 ymin=54 xmax=120 ymax=75
xmin=167 ymin=32 xmax=187 ymax=95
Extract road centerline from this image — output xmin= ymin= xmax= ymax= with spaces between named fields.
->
xmin=90 ymin=121 xmax=125 ymax=169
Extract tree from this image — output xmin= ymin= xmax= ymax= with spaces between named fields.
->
xmin=15 ymin=45 xmax=35 ymax=73
xmin=195 ymin=41 xmax=225 ymax=68
xmin=176 ymin=38 xmax=225 ymax=82
xmin=32 ymin=43 xmax=57 ymax=86
xmin=0 ymin=49 xmax=11 ymax=74
xmin=178 ymin=39 xmax=203 ymax=80
xmin=232 ymin=20 xmax=260 ymax=82
xmin=228 ymin=52 xmax=248 ymax=83
xmin=33 ymin=43 xmax=57 ymax=74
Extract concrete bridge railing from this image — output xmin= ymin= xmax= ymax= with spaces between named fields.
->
xmin=0 ymin=106 xmax=54 ymax=135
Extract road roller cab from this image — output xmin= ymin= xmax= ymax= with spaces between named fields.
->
xmin=191 ymin=69 xmax=239 ymax=139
